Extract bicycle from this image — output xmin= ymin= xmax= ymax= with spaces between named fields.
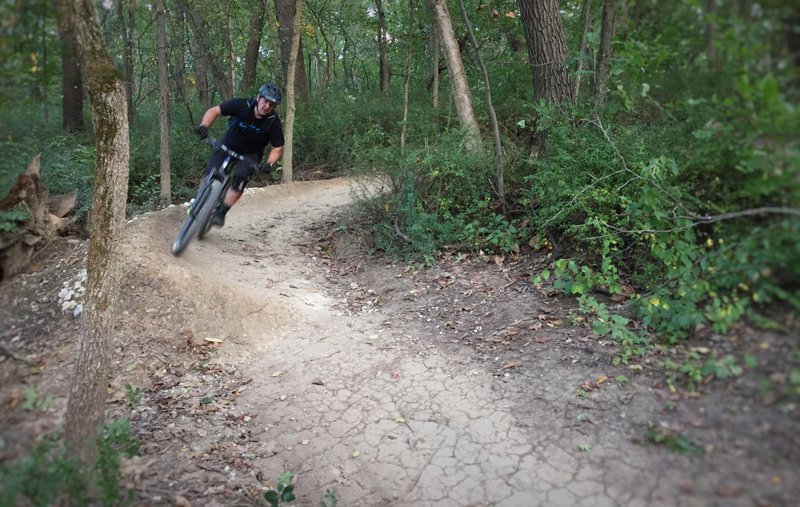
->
xmin=170 ymin=135 xmax=257 ymax=256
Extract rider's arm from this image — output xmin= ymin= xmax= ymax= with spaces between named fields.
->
xmin=264 ymin=146 xmax=283 ymax=166
xmin=198 ymin=105 xmax=222 ymax=129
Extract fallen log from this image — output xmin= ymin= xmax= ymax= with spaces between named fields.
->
xmin=0 ymin=155 xmax=77 ymax=281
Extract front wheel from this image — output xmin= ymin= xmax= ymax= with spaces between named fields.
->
xmin=170 ymin=180 xmax=219 ymax=256
xmin=196 ymin=179 xmax=223 ymax=240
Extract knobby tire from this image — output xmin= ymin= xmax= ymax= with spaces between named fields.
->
xmin=170 ymin=181 xmax=216 ymax=256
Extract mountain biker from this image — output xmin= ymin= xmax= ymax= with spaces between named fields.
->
xmin=194 ymin=83 xmax=285 ymax=227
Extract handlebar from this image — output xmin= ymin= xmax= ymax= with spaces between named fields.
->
xmin=204 ymin=135 xmax=258 ymax=170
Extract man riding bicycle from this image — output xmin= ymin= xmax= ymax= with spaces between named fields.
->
xmin=194 ymin=83 xmax=285 ymax=227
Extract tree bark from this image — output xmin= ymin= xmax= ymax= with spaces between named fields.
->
xmin=376 ymin=0 xmax=390 ymax=96
xmin=55 ymin=0 xmax=84 ymax=133
xmin=595 ymin=0 xmax=616 ymax=109
xmin=64 ymin=0 xmax=130 ymax=474
xmin=243 ymin=0 xmax=268 ymax=92
xmin=426 ymin=0 xmax=482 ymax=154
xmin=265 ymin=0 xmax=284 ymax=90
xmin=156 ymin=0 xmax=171 ymax=207
xmin=274 ymin=0 xmax=309 ymax=101
xmin=282 ymin=0 xmax=304 ymax=183
xmin=517 ymin=0 xmax=573 ymax=104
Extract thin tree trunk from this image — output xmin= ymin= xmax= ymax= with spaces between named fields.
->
xmin=400 ymin=0 xmax=414 ymax=151
xmin=156 ymin=0 xmax=171 ymax=207
xmin=222 ymin=0 xmax=235 ymax=93
xmin=431 ymin=27 xmax=440 ymax=111
xmin=64 ymin=0 xmax=130 ymax=474
xmin=458 ymin=0 xmax=504 ymax=202
xmin=426 ymin=0 xmax=481 ymax=154
xmin=180 ymin=0 xmax=233 ymax=100
xmin=117 ymin=0 xmax=136 ymax=121
xmin=171 ymin=3 xmax=187 ymax=103
xmin=595 ymin=0 xmax=616 ymax=109
xmin=275 ymin=0 xmax=309 ymax=101
xmin=706 ymin=0 xmax=717 ymax=61
xmin=55 ymin=0 xmax=84 ymax=133
xmin=265 ymin=0 xmax=283 ymax=89
xmin=376 ymin=0 xmax=390 ymax=95
xmin=282 ymin=0 xmax=304 ymax=183
xmin=574 ymin=0 xmax=593 ymax=102
xmin=243 ymin=0 xmax=267 ymax=91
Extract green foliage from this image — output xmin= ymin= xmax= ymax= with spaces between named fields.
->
xmin=20 ymin=385 xmax=53 ymax=412
xmin=644 ymin=423 xmax=704 ymax=455
xmin=0 ymin=419 xmax=140 ymax=507
xmin=321 ymin=490 xmax=338 ymax=507
xmin=265 ymin=470 xmax=296 ymax=506
xmin=0 ymin=208 xmax=28 ymax=232
xmin=124 ymin=384 xmax=145 ymax=408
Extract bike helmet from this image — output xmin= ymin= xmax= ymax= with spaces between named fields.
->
xmin=258 ymin=83 xmax=282 ymax=106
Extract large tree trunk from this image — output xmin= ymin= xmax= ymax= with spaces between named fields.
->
xmin=64 ymin=0 xmax=130 ymax=474
xmin=55 ymin=0 xmax=84 ymax=133
xmin=171 ymin=3 xmax=187 ymax=103
xmin=274 ymin=0 xmax=309 ymax=101
xmin=265 ymin=0 xmax=284 ymax=89
xmin=243 ymin=0 xmax=268 ymax=92
xmin=156 ymin=0 xmax=171 ymax=207
xmin=426 ymin=0 xmax=482 ymax=154
xmin=517 ymin=0 xmax=573 ymax=105
xmin=282 ymin=0 xmax=303 ymax=183
xmin=375 ymin=0 xmax=390 ymax=96
xmin=517 ymin=0 xmax=572 ymax=156
xmin=222 ymin=0 xmax=236 ymax=93
xmin=595 ymin=0 xmax=616 ymax=109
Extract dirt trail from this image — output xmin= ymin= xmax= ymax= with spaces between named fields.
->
xmin=2 ymin=177 xmax=797 ymax=506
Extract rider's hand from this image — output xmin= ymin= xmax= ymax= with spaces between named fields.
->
xmin=195 ymin=125 xmax=209 ymax=139
xmin=258 ymin=161 xmax=275 ymax=174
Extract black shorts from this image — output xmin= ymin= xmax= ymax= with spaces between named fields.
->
xmin=205 ymin=149 xmax=257 ymax=193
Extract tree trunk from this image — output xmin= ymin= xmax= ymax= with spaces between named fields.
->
xmin=595 ymin=0 xmax=616 ymax=109
xmin=274 ymin=0 xmax=309 ymax=101
xmin=517 ymin=0 xmax=573 ymax=105
xmin=282 ymin=0 xmax=304 ymax=184
xmin=400 ymin=0 xmax=414 ymax=151
xmin=243 ymin=0 xmax=267 ymax=92
xmin=430 ymin=26 xmax=440 ymax=111
xmin=426 ymin=0 xmax=482 ymax=154
xmin=117 ymin=0 xmax=136 ymax=121
xmin=706 ymin=0 xmax=717 ymax=61
xmin=222 ymin=0 xmax=236 ymax=93
xmin=180 ymin=0 xmax=233 ymax=100
xmin=265 ymin=0 xmax=284 ymax=89
xmin=458 ymin=0 xmax=504 ymax=202
xmin=574 ymin=0 xmax=593 ymax=102
xmin=55 ymin=0 xmax=84 ymax=133
xmin=64 ymin=0 xmax=130 ymax=474
xmin=156 ymin=0 xmax=171 ymax=207
xmin=376 ymin=0 xmax=390 ymax=96
xmin=171 ymin=2 xmax=187 ymax=103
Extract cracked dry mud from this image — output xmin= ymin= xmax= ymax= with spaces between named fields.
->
xmin=1 ymin=177 xmax=798 ymax=506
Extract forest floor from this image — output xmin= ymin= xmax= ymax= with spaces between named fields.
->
xmin=1 ymin=176 xmax=798 ymax=506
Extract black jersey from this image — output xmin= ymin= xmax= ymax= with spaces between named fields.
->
xmin=219 ymin=98 xmax=285 ymax=156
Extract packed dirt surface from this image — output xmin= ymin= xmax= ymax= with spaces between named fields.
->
xmin=1 ymin=177 xmax=798 ymax=506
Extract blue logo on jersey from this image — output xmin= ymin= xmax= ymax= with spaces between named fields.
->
xmin=237 ymin=121 xmax=262 ymax=133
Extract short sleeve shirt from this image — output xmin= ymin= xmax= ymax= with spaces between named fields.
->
xmin=219 ymin=98 xmax=285 ymax=156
